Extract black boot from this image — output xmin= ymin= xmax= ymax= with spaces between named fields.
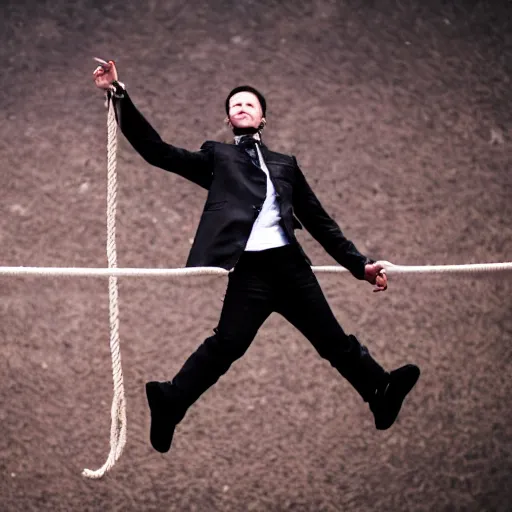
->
xmin=370 ymin=364 xmax=420 ymax=430
xmin=145 ymin=381 xmax=186 ymax=453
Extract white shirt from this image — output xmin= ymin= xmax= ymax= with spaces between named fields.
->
xmin=234 ymin=134 xmax=289 ymax=251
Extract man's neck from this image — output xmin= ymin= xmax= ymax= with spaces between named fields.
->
xmin=232 ymin=126 xmax=259 ymax=137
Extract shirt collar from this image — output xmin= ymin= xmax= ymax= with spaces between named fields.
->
xmin=234 ymin=132 xmax=261 ymax=145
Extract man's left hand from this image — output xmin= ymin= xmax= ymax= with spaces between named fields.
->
xmin=364 ymin=262 xmax=388 ymax=293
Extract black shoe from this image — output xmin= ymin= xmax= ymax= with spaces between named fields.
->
xmin=370 ymin=364 xmax=420 ymax=430
xmin=145 ymin=381 xmax=177 ymax=453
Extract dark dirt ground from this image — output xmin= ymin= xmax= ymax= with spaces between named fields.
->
xmin=1 ymin=0 xmax=511 ymax=510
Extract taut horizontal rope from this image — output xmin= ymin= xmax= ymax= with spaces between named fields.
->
xmin=312 ymin=261 xmax=512 ymax=274
xmin=0 ymin=266 xmax=230 ymax=277
xmin=0 ymin=261 xmax=511 ymax=277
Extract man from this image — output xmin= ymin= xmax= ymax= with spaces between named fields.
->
xmin=93 ymin=61 xmax=420 ymax=454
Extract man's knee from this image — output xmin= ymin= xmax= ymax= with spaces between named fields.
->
xmin=202 ymin=329 xmax=252 ymax=361
xmin=314 ymin=333 xmax=370 ymax=368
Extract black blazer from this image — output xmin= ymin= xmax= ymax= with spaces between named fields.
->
xmin=113 ymin=92 xmax=370 ymax=279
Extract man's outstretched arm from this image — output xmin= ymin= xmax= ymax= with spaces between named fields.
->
xmin=93 ymin=61 xmax=213 ymax=190
xmin=292 ymin=158 xmax=387 ymax=291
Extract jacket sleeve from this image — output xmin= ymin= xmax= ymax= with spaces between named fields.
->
xmin=112 ymin=91 xmax=213 ymax=190
xmin=291 ymin=157 xmax=371 ymax=279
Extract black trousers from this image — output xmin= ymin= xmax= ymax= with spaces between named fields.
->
xmin=167 ymin=244 xmax=387 ymax=423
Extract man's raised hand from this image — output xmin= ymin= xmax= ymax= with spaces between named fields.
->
xmin=93 ymin=60 xmax=118 ymax=90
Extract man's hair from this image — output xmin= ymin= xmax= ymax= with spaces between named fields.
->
xmin=225 ymin=85 xmax=267 ymax=117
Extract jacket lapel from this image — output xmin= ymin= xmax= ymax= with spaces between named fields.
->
xmin=259 ymin=144 xmax=294 ymax=180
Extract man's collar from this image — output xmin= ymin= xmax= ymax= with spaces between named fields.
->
xmin=234 ymin=132 xmax=261 ymax=145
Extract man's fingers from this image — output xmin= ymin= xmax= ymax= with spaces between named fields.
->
xmin=373 ymin=261 xmax=388 ymax=275
xmin=93 ymin=66 xmax=105 ymax=77
xmin=373 ymin=272 xmax=388 ymax=292
xmin=376 ymin=273 xmax=387 ymax=285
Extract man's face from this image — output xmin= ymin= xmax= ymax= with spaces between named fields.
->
xmin=228 ymin=91 xmax=264 ymax=130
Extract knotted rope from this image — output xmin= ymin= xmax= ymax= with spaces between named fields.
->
xmin=82 ymin=95 xmax=127 ymax=479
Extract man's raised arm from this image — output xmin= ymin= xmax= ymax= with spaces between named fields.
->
xmin=93 ymin=60 xmax=212 ymax=190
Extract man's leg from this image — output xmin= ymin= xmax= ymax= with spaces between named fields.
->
xmin=275 ymin=251 xmax=419 ymax=429
xmin=147 ymin=259 xmax=275 ymax=452
xmin=275 ymin=255 xmax=387 ymax=403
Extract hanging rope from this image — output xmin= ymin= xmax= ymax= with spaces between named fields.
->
xmin=82 ymin=95 xmax=127 ymax=479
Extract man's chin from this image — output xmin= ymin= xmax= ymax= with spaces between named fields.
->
xmin=232 ymin=121 xmax=255 ymax=129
